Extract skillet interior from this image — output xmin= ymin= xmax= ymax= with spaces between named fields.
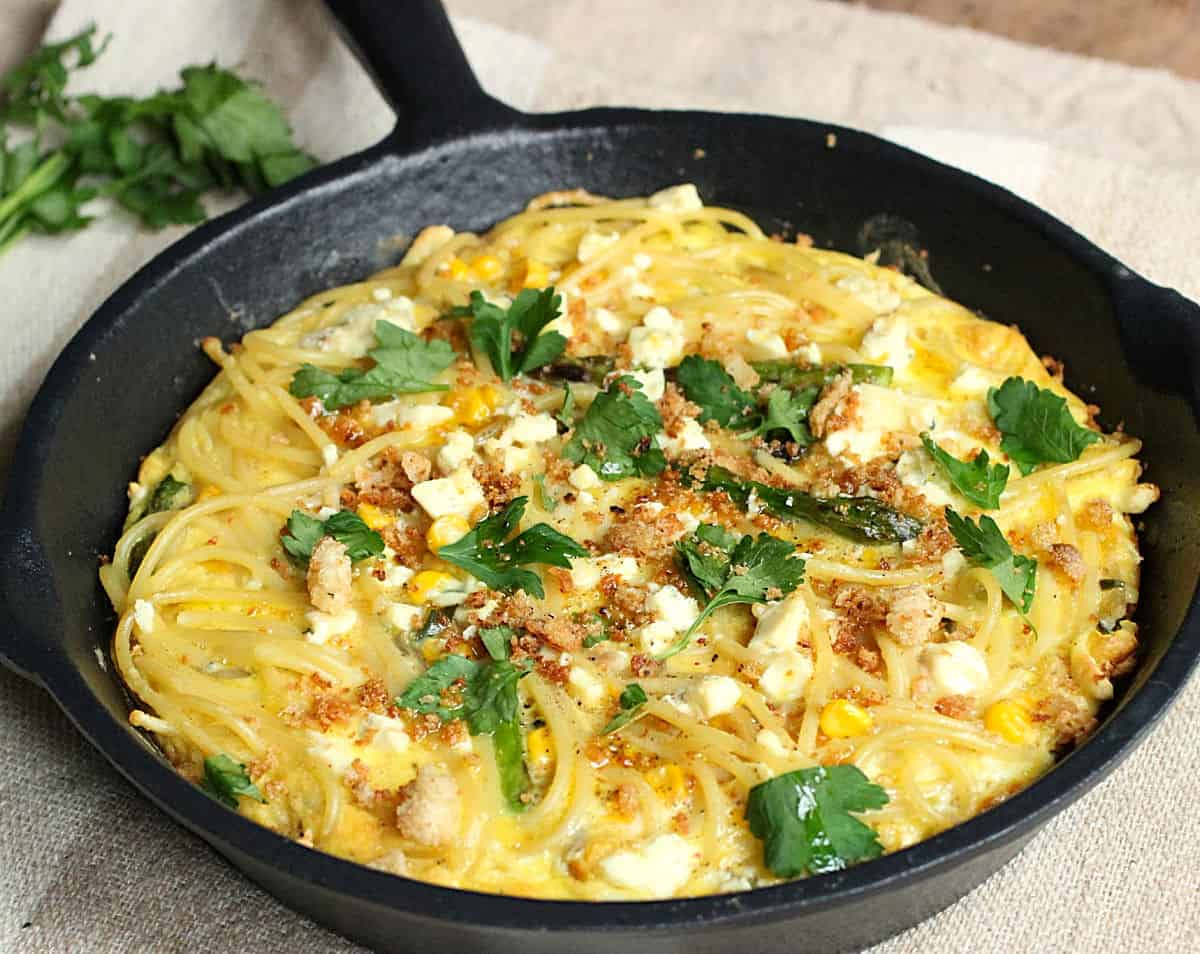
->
xmin=1 ymin=3 xmax=1199 ymax=951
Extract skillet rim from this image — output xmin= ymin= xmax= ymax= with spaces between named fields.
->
xmin=1 ymin=107 xmax=1199 ymax=933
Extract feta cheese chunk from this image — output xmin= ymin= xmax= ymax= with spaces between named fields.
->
xmin=483 ymin=411 xmax=559 ymax=475
xmin=638 ymin=620 xmax=678 ymax=656
xmin=300 ymin=297 xmax=416 ymax=355
xmin=305 ymin=608 xmax=357 ymax=645
xmin=363 ymin=713 xmax=411 ymax=752
xmin=835 ymin=273 xmax=902 ymax=314
xmin=569 ymin=464 xmax=601 ymax=491
xmin=571 ymin=553 xmax=640 ymax=590
xmin=371 ymin=402 xmax=454 ymax=433
xmin=577 ymin=229 xmax=620 ymax=262
xmin=627 ymin=367 xmax=665 ymax=402
xmin=594 ymin=307 xmax=625 ymax=335
xmin=567 ymin=666 xmax=607 ymax=707
xmin=749 ymin=590 xmax=810 ymax=654
xmin=859 ymin=315 xmax=914 ymax=375
xmin=691 ymin=676 xmax=742 ymax=719
xmin=384 ymin=602 xmax=423 ymax=632
xmin=647 ymin=585 xmax=700 ymax=631
xmin=411 ymin=466 xmax=485 ymax=521
xmin=895 ymin=447 xmax=955 ymax=507
xmin=758 ymin=650 xmax=814 ymax=703
xmin=920 ymin=641 xmax=989 ymax=697
xmin=627 ymin=306 xmax=686 ymax=369
xmin=307 ymin=731 xmax=358 ymax=772
xmin=436 ymin=429 xmax=476 ymax=475
xmin=648 ymin=183 xmax=703 ymax=214
xmin=660 ymin=418 xmax=710 ymax=455
xmin=744 ymin=328 xmax=790 ymax=361
xmin=823 ymin=384 xmax=938 ymax=464
xmin=949 ymin=364 xmax=1002 ymax=399
xmin=599 ymin=834 xmax=696 ymax=895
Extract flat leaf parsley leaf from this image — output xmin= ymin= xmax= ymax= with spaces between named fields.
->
xmin=396 ymin=652 xmax=531 ymax=810
xmin=452 ymin=287 xmax=567 ymax=383
xmin=281 ymin=509 xmax=384 ymax=563
xmin=920 ymin=433 xmax=1008 ymax=509
xmin=436 ymin=496 xmax=587 ymax=599
xmin=746 ymin=766 xmax=888 ymax=877
xmin=601 ymin=684 xmax=648 ymax=734
xmin=675 ymin=355 xmax=757 ymax=428
xmin=290 ymin=321 xmax=455 ymax=409
xmin=562 ymin=374 xmax=666 ymax=481
xmin=201 ymin=754 xmax=267 ymax=810
xmin=664 ymin=524 xmax=806 ymax=658
xmin=945 ymin=508 xmax=1038 ymax=615
xmin=745 ymin=385 xmax=820 ymax=446
xmin=987 ymin=376 xmax=1100 ymax=476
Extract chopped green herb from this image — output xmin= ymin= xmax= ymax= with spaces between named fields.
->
xmin=281 ymin=509 xmax=384 ymax=563
xmin=745 ymin=385 xmax=820 ymax=446
xmin=436 ymin=496 xmax=587 ymax=598
xmin=452 ymin=287 xmax=566 ymax=383
xmin=601 ymin=683 xmax=648 ymax=734
xmin=688 ymin=465 xmax=922 ymax=544
xmin=532 ymin=473 xmax=558 ymax=512
xmin=480 ymin=625 xmax=516 ymax=661
xmin=201 ymin=753 xmax=266 ymax=810
xmin=562 ymin=375 xmax=666 ymax=481
xmin=945 ymin=508 xmax=1038 ymax=615
xmin=582 ymin=614 xmax=610 ymax=648
xmin=413 ymin=607 xmax=453 ymax=642
xmin=920 ymin=433 xmax=1008 ymax=509
xmin=675 ymin=355 xmax=757 ymax=428
xmin=746 ymin=766 xmax=888 ymax=877
xmin=555 ymin=383 xmax=576 ymax=429
xmin=987 ymin=376 xmax=1100 ymax=476
xmin=147 ymin=475 xmax=192 ymax=514
xmin=664 ymin=524 xmax=806 ymax=658
xmin=289 ymin=321 xmax=455 ymax=409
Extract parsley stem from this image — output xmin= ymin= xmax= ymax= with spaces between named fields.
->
xmin=0 ymin=150 xmax=71 ymax=223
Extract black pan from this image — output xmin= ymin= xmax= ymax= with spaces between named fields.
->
xmin=2 ymin=2 xmax=1198 ymax=951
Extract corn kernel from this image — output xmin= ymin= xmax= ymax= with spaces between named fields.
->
xmin=408 ymin=570 xmax=455 ymax=605
xmin=426 ymin=514 xmax=471 ymax=551
xmin=357 ymin=502 xmax=391 ymax=531
xmin=645 ymin=764 xmax=688 ymax=803
xmin=527 ymin=726 xmax=555 ymax=768
xmin=421 ymin=638 xmax=443 ymax=663
xmin=984 ymin=700 xmax=1034 ymax=745
xmin=510 ymin=257 xmax=551 ymax=292
xmin=470 ymin=254 xmax=504 ymax=281
xmin=819 ymin=699 xmax=874 ymax=738
xmin=195 ymin=484 xmax=222 ymax=502
xmin=444 ymin=257 xmax=468 ymax=280
xmin=447 ymin=384 xmax=500 ymax=425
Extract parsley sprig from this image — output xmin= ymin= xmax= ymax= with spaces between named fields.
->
xmin=562 ymin=375 xmax=666 ymax=481
xmin=987 ymin=377 xmax=1100 ymax=475
xmin=0 ymin=26 xmax=315 ymax=257
xmin=436 ymin=496 xmax=588 ymax=598
xmin=945 ymin=509 xmax=1037 ymax=616
xmin=281 ymin=509 xmax=384 ymax=563
xmin=664 ymin=524 xmax=807 ymax=658
xmin=201 ymin=754 xmax=267 ymax=810
xmin=601 ymin=684 xmax=648 ymax=734
xmin=396 ymin=635 xmax=531 ymax=811
xmin=289 ymin=321 xmax=455 ymax=409
xmin=920 ymin=433 xmax=1008 ymax=509
xmin=746 ymin=766 xmax=888 ymax=877
xmin=452 ymin=287 xmax=567 ymax=383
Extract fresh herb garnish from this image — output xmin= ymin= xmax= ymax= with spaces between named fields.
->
xmin=414 ymin=607 xmax=453 ymax=642
xmin=480 ymin=625 xmax=517 ymax=661
xmin=582 ymin=614 xmax=610 ymax=648
xmin=746 ymin=766 xmax=888 ymax=877
xmin=751 ymin=361 xmax=893 ymax=390
xmin=436 ymin=496 xmax=587 ymax=598
xmin=452 ymin=287 xmax=566 ymax=383
xmin=664 ymin=524 xmax=806 ymax=658
xmin=945 ymin=508 xmax=1037 ymax=615
xmin=281 ymin=509 xmax=384 ymax=563
xmin=920 ymin=433 xmax=1008 ymax=509
xmin=396 ymin=652 xmax=532 ymax=810
xmin=532 ymin=473 xmax=558 ymax=512
xmin=675 ymin=355 xmax=757 ymax=428
xmin=289 ymin=321 xmax=455 ymax=409
xmin=147 ymin=475 xmax=192 ymax=514
xmin=601 ymin=683 xmax=648 ymax=734
xmin=201 ymin=754 xmax=267 ymax=810
xmin=745 ymin=385 xmax=820 ymax=445
xmin=562 ymin=375 xmax=666 ymax=481
xmin=987 ymin=376 xmax=1100 ymax=475
xmin=688 ymin=465 xmax=922 ymax=544
xmin=555 ymin=383 xmax=576 ymax=429
xmin=0 ymin=26 xmax=315 ymax=257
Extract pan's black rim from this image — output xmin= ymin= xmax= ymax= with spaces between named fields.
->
xmin=3 ymin=105 xmax=1198 ymax=932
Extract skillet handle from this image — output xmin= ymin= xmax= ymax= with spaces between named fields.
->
xmin=324 ymin=0 xmax=521 ymax=147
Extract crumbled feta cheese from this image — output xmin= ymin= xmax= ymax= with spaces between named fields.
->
xmin=691 ymin=676 xmax=742 ymax=719
xmin=949 ymin=364 xmax=1000 ymax=399
xmin=823 ymin=384 xmax=938 ymax=464
xmin=895 ymin=447 xmax=955 ymax=507
xmin=483 ymin=412 xmax=559 ymax=475
xmin=648 ymin=184 xmax=703 ymax=214
xmin=594 ymin=307 xmax=625 ymax=334
xmin=380 ymin=560 xmax=415 ymax=589
xmin=316 ymin=505 xmax=338 ymax=520
xmin=744 ymin=328 xmax=790 ymax=361
xmin=599 ymin=834 xmax=696 ymax=895
xmin=859 ymin=315 xmax=914 ymax=375
xmin=567 ymin=666 xmax=607 ymax=707
xmin=660 ymin=418 xmax=710 ymax=455
xmin=835 ymin=273 xmax=902 ymax=314
xmin=384 ymin=602 xmax=423 ymax=632
xmin=569 ymin=464 xmax=601 ymax=491
xmin=920 ymin=641 xmax=989 ymax=696
xmin=627 ymin=307 xmax=686 ymax=369
xmin=627 ymin=367 xmax=665 ymax=402
xmin=647 ymin=585 xmax=700 ymax=631
xmin=758 ymin=650 xmax=814 ymax=703
xmin=307 ymin=731 xmax=358 ymax=772
xmin=411 ymin=466 xmax=485 ymax=521
xmin=571 ymin=554 xmax=640 ymax=590
xmin=942 ymin=548 xmax=967 ymax=579
xmin=301 ymin=298 xmax=416 ymax=355
xmin=427 ymin=575 xmax=483 ymax=608
xmin=577 ymin=229 xmax=620 ymax=263
xmin=364 ymin=713 xmax=411 ymax=752
xmin=798 ymin=342 xmax=822 ymax=364
xmin=755 ymin=728 xmax=793 ymax=759
xmin=638 ymin=620 xmax=678 ymax=656
xmin=436 ymin=429 xmax=476 ymax=475
xmin=638 ymin=501 xmax=665 ymax=516
xmin=749 ymin=590 xmax=810 ymax=654
xmin=321 ymin=443 xmax=339 ymax=468
xmin=132 ymin=599 xmax=155 ymax=633
xmin=371 ymin=402 xmax=454 ymax=433
xmin=306 ymin=608 xmax=358 ymax=645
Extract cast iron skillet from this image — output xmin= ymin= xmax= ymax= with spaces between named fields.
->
xmin=1 ymin=2 xmax=1198 ymax=951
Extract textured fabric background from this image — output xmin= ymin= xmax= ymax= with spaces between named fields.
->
xmin=0 ymin=1 xmax=1197 ymax=951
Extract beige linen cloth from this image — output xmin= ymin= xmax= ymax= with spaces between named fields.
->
xmin=1 ymin=1 xmax=1197 ymax=951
